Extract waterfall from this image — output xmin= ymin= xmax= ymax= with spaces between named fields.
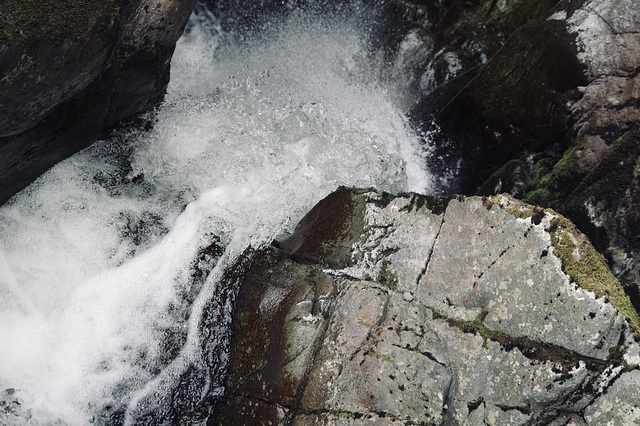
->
xmin=0 ymin=3 xmax=434 ymax=424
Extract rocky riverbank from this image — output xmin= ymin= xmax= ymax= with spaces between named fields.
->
xmin=2 ymin=0 xmax=640 ymax=424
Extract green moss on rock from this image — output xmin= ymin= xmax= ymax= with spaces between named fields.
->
xmin=523 ymin=147 xmax=583 ymax=207
xmin=443 ymin=311 xmax=607 ymax=373
xmin=474 ymin=194 xmax=640 ymax=341
xmin=548 ymin=215 xmax=640 ymax=341
xmin=476 ymin=158 xmax=529 ymax=197
xmin=0 ymin=0 xmax=121 ymax=48
xmin=377 ymin=260 xmax=399 ymax=290
xmin=399 ymin=192 xmax=451 ymax=215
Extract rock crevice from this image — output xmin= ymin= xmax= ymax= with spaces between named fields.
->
xmin=209 ymin=189 xmax=640 ymax=425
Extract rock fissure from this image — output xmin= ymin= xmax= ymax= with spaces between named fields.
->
xmin=434 ymin=309 xmax=623 ymax=373
xmin=494 ymin=402 xmax=532 ymax=415
xmin=466 ymin=396 xmax=485 ymax=413
xmin=294 ymin=407 xmax=421 ymax=424
xmin=413 ymin=212 xmax=446 ymax=293
xmin=591 ymin=11 xmax=620 ymax=36
xmin=388 ymin=340 xmax=449 ymax=368
xmin=286 ymin=274 xmax=341 ymax=418
xmin=474 ymin=243 xmax=515 ymax=285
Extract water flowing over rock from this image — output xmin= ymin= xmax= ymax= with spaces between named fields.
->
xmin=211 ymin=188 xmax=640 ymax=424
xmin=0 ymin=0 xmax=197 ymax=205
xmin=2 ymin=1 xmax=640 ymax=423
xmin=380 ymin=0 xmax=563 ymax=194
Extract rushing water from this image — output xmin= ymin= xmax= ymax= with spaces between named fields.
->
xmin=0 ymin=3 xmax=434 ymax=424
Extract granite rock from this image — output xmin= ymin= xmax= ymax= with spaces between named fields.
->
xmin=210 ymin=188 xmax=640 ymax=425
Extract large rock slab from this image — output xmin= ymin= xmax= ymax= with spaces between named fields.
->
xmin=0 ymin=0 xmax=197 ymax=205
xmin=211 ymin=188 xmax=640 ymax=424
xmin=393 ymin=0 xmax=640 ymax=316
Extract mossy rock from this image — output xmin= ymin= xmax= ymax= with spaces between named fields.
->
xmin=522 ymin=146 xmax=584 ymax=207
xmin=476 ymin=157 xmax=531 ymax=197
xmin=0 ymin=0 xmax=122 ymax=49
xmin=490 ymin=194 xmax=640 ymax=341
xmin=548 ymin=214 xmax=640 ymax=340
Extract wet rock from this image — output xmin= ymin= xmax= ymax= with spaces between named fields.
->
xmin=376 ymin=0 xmax=562 ymax=194
xmin=389 ymin=0 xmax=560 ymax=112
xmin=435 ymin=14 xmax=586 ymax=195
xmin=0 ymin=388 xmax=32 ymax=426
xmin=0 ymin=0 xmax=197 ymax=205
xmin=211 ymin=188 xmax=640 ymax=424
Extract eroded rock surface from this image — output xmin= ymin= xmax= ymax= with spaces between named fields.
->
xmin=211 ymin=188 xmax=640 ymax=424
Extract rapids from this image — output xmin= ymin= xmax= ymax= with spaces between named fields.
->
xmin=0 ymin=2 xmax=435 ymax=424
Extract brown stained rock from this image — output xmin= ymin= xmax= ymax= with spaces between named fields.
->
xmin=278 ymin=187 xmax=367 ymax=268
xmin=213 ymin=188 xmax=640 ymax=425
xmin=225 ymin=248 xmax=315 ymax=406
xmin=571 ymin=134 xmax=609 ymax=172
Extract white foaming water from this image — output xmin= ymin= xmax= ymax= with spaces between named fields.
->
xmin=0 ymin=4 xmax=433 ymax=425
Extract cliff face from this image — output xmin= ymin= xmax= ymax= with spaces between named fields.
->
xmin=0 ymin=0 xmax=197 ymax=205
xmin=210 ymin=188 xmax=640 ymax=425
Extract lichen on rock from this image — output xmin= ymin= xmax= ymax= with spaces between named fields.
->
xmin=209 ymin=188 xmax=640 ymax=424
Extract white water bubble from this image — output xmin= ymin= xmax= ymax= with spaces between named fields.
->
xmin=0 ymin=4 xmax=436 ymax=424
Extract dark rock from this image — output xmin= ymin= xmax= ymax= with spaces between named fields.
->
xmin=374 ymin=0 xmax=564 ymax=194
xmin=560 ymin=128 xmax=640 ymax=307
xmin=0 ymin=0 xmax=198 ymax=205
xmin=434 ymin=16 xmax=586 ymax=194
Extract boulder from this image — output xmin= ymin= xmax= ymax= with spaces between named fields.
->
xmin=0 ymin=0 xmax=197 ymax=205
xmin=391 ymin=0 xmax=640 ymax=316
xmin=210 ymin=188 xmax=640 ymax=424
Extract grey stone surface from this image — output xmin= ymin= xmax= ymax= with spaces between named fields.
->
xmin=211 ymin=189 xmax=640 ymax=424
xmin=584 ymin=370 xmax=640 ymax=424
xmin=568 ymin=0 xmax=640 ymax=79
